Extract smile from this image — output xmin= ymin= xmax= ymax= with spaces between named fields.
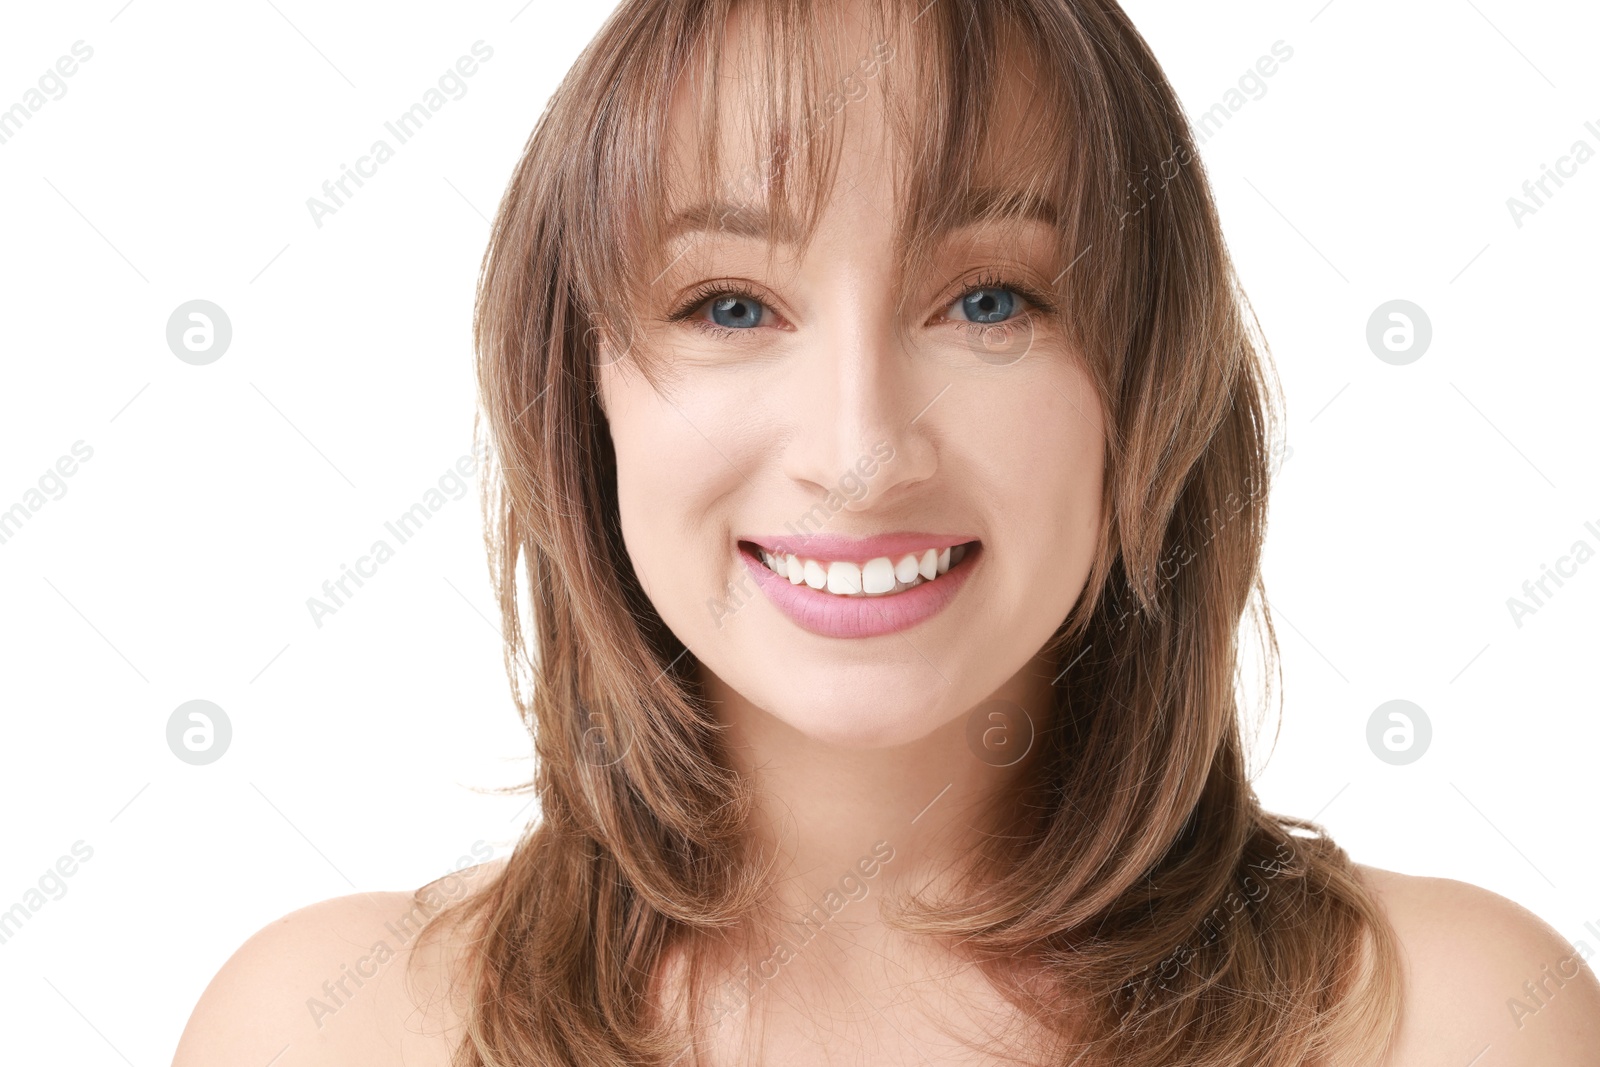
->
xmin=753 ymin=543 xmax=969 ymax=597
xmin=736 ymin=535 xmax=981 ymax=639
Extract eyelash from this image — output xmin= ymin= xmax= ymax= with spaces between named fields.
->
xmin=666 ymin=272 xmax=1060 ymax=340
xmin=667 ymin=281 xmax=776 ymax=340
xmin=950 ymin=271 xmax=1059 ymax=327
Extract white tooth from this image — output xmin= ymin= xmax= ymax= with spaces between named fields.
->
xmin=762 ymin=550 xmax=777 ymax=571
xmin=786 ymin=554 xmax=803 ymax=584
xmin=826 ymin=560 xmax=862 ymax=595
xmin=862 ymin=557 xmax=896 ymax=594
xmin=950 ymin=543 xmax=967 ymax=566
xmin=918 ymin=549 xmax=938 ymax=580
xmin=893 ymin=554 xmax=921 ymax=584
xmin=937 ymin=546 xmax=951 ymax=574
xmin=804 ymin=559 xmax=827 ymax=589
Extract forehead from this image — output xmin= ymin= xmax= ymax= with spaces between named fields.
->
xmin=657 ymin=0 xmax=1065 ymax=252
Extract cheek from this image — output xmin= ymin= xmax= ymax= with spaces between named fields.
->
xmin=603 ymin=371 xmax=751 ymax=612
xmin=960 ymin=367 xmax=1105 ymax=603
xmin=967 ymin=365 xmax=1103 ymax=510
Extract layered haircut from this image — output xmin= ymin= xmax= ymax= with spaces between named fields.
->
xmin=413 ymin=1 xmax=1403 ymax=1063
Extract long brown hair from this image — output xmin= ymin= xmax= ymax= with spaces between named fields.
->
xmin=414 ymin=1 xmax=1402 ymax=1064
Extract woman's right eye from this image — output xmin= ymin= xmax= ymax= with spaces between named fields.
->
xmin=697 ymin=292 xmax=769 ymax=330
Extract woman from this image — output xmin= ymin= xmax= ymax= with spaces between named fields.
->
xmin=174 ymin=0 xmax=1600 ymax=1064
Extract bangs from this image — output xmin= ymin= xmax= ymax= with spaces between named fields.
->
xmin=566 ymin=0 xmax=1110 ymax=380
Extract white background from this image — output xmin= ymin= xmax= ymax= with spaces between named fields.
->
xmin=0 ymin=1 xmax=1595 ymax=1063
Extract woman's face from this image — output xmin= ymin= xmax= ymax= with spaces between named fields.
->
xmin=598 ymin=18 xmax=1106 ymax=748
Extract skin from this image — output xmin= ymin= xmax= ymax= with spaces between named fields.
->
xmin=170 ymin=862 xmax=1600 ymax=1066
xmin=171 ymin=6 xmax=1600 ymax=1066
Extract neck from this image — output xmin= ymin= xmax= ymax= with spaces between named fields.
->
xmin=701 ymin=650 xmax=1058 ymax=925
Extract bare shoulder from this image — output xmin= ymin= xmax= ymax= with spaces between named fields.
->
xmin=172 ymin=857 xmax=509 ymax=1067
xmin=1354 ymin=863 xmax=1600 ymax=1067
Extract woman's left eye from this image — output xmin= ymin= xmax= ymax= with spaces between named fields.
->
xmin=946 ymin=286 xmax=1027 ymax=324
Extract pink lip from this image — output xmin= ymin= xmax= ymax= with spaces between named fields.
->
xmin=742 ymin=532 xmax=979 ymax=562
xmin=737 ymin=540 xmax=981 ymax=639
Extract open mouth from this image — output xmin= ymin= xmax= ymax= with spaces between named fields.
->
xmin=734 ymin=537 xmax=982 ymax=639
xmin=738 ymin=540 xmax=978 ymax=597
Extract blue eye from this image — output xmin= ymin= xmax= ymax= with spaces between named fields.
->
xmin=709 ymin=294 xmax=766 ymax=329
xmin=957 ymin=288 xmax=1019 ymax=324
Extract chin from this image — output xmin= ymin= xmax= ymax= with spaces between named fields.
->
xmin=741 ymin=670 xmax=965 ymax=750
xmin=789 ymin=708 xmax=941 ymax=749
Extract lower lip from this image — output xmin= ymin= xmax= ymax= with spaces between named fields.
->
xmin=737 ymin=542 xmax=981 ymax=639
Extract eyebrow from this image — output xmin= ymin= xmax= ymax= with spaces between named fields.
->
xmin=663 ymin=186 xmax=1061 ymax=244
xmin=664 ymin=199 xmax=801 ymax=242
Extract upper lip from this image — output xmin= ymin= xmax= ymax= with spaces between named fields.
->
xmin=740 ymin=532 xmax=979 ymax=562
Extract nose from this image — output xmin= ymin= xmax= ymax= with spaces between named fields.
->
xmin=779 ymin=288 xmax=939 ymax=512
